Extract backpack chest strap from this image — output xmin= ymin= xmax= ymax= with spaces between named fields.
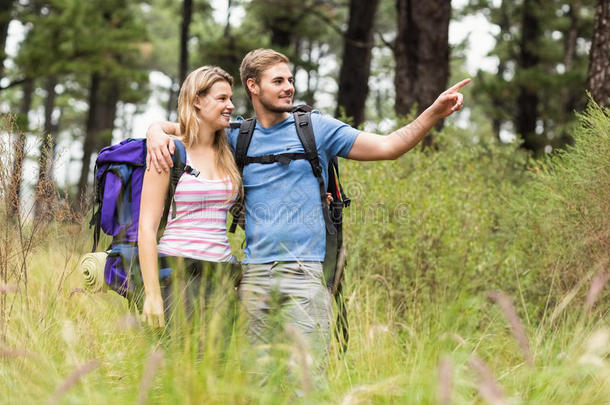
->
xmin=245 ymin=152 xmax=308 ymax=165
xmin=229 ymin=110 xmax=338 ymax=236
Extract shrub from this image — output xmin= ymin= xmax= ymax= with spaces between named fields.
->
xmin=343 ymin=100 xmax=610 ymax=320
xmin=501 ymin=100 xmax=610 ymax=316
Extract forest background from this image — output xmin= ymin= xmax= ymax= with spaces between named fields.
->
xmin=0 ymin=0 xmax=609 ymax=404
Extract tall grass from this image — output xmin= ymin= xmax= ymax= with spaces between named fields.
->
xmin=0 ymin=102 xmax=609 ymax=404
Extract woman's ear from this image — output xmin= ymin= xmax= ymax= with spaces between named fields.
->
xmin=193 ymin=96 xmax=201 ymax=111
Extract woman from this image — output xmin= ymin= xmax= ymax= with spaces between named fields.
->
xmin=138 ymin=66 xmax=241 ymax=328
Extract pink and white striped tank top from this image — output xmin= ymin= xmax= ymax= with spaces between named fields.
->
xmin=157 ymin=160 xmax=236 ymax=262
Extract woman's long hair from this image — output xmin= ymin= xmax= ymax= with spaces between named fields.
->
xmin=177 ymin=66 xmax=241 ymax=199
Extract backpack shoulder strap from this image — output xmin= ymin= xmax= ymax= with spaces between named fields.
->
xmin=293 ymin=111 xmax=336 ymax=235
xmin=158 ymin=139 xmax=188 ymax=236
xmin=228 ymin=118 xmax=256 ymax=233
xmin=89 ymin=162 xmax=105 ymax=252
xmin=291 ymin=104 xmax=313 ymax=113
xmin=330 ymin=157 xmax=350 ymax=206
xmin=235 ymin=118 xmax=256 ymax=172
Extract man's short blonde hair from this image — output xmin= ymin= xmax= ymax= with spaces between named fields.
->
xmin=240 ymin=49 xmax=290 ymax=99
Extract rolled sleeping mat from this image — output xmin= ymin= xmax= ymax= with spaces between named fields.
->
xmin=79 ymin=252 xmax=109 ymax=292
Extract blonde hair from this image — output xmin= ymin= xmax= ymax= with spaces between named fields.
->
xmin=240 ymin=49 xmax=290 ymax=99
xmin=177 ymin=66 xmax=241 ymax=199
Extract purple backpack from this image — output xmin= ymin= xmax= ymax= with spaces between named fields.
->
xmin=89 ymin=138 xmax=195 ymax=300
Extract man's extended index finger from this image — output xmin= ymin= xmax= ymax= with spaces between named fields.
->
xmin=447 ymin=78 xmax=471 ymax=93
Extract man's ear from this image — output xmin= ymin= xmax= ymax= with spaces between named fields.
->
xmin=247 ymin=78 xmax=259 ymax=96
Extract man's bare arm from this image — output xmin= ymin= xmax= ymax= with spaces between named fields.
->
xmin=348 ymin=78 xmax=470 ymax=161
xmin=145 ymin=121 xmax=180 ymax=172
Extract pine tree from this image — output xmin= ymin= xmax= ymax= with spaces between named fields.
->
xmin=336 ymin=0 xmax=381 ymax=127
xmin=0 ymin=0 xmax=14 ymax=81
xmin=394 ymin=0 xmax=451 ymax=147
xmin=587 ymin=0 xmax=610 ymax=107
xmin=464 ymin=0 xmax=594 ymax=155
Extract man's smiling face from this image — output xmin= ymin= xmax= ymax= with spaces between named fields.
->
xmin=253 ymin=62 xmax=295 ymax=113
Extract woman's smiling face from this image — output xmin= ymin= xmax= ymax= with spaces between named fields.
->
xmin=195 ymin=80 xmax=234 ymax=130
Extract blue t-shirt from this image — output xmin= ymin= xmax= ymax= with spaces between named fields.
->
xmin=228 ymin=112 xmax=359 ymax=263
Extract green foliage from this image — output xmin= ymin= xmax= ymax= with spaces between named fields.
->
xmin=1 ymin=100 xmax=609 ymax=404
xmin=501 ymin=99 xmax=610 ymax=313
xmin=16 ymin=0 xmax=149 ymax=80
xmin=345 ymin=99 xmax=610 ymax=319
xmin=344 ymin=124 xmax=529 ymax=313
xmin=463 ymin=0 xmax=595 ymax=153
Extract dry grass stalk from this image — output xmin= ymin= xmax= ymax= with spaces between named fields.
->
xmin=367 ymin=324 xmax=390 ymax=342
xmin=369 ymin=274 xmax=391 ymax=294
xmin=0 ymin=284 xmax=18 ymax=293
xmin=115 ymin=314 xmax=140 ymax=331
xmin=451 ymin=333 xmax=467 ymax=346
xmin=0 ymin=347 xmax=30 ymax=358
xmin=48 ymin=359 xmax=100 ymax=405
xmin=69 ymin=288 xmax=86 ymax=298
xmin=549 ymin=277 xmax=588 ymax=324
xmin=488 ymin=290 xmax=533 ymax=366
xmin=577 ymin=327 xmax=610 ymax=367
xmin=437 ymin=357 xmax=453 ymax=405
xmin=585 ymin=271 xmax=610 ymax=313
xmin=339 ymin=377 xmax=402 ymax=405
xmin=284 ymin=325 xmax=313 ymax=397
xmin=469 ymin=355 xmax=507 ymax=405
xmin=137 ymin=349 xmax=165 ymax=405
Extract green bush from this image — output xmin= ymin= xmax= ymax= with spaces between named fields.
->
xmin=501 ymin=100 xmax=610 ymax=316
xmin=2 ymin=101 xmax=609 ymax=404
xmin=343 ymin=100 xmax=610 ymax=320
xmin=343 ymin=124 xmax=529 ymax=314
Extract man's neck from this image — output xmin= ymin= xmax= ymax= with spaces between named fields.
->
xmin=252 ymin=102 xmax=290 ymax=128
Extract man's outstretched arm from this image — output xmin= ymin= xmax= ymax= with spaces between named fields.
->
xmin=347 ymin=79 xmax=470 ymax=161
xmin=146 ymin=121 xmax=180 ymax=172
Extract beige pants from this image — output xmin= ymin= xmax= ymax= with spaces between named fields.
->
xmin=238 ymin=261 xmax=333 ymax=359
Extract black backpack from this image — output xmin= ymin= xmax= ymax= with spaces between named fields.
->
xmin=229 ymin=105 xmax=350 ymax=351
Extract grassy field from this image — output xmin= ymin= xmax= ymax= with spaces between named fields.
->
xmin=0 ymin=103 xmax=608 ymax=404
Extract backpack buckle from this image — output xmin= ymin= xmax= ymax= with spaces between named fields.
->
xmin=260 ymin=155 xmax=275 ymax=164
xmin=185 ymin=165 xmax=200 ymax=177
xmin=343 ymin=198 xmax=351 ymax=207
xmin=277 ymin=155 xmax=292 ymax=165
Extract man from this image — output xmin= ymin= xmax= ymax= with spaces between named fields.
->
xmin=146 ymin=49 xmax=469 ymax=359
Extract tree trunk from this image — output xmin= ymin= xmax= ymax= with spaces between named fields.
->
xmin=8 ymin=79 xmax=34 ymax=218
xmin=77 ymin=73 xmax=120 ymax=208
xmin=179 ymin=0 xmax=192 ymax=85
xmin=269 ymin=16 xmax=295 ymax=49
xmin=262 ymin=0 xmax=299 ymax=49
xmin=35 ymin=76 xmax=58 ymax=220
xmin=491 ymin=1 xmax=511 ymax=141
xmin=77 ymin=73 xmax=100 ymax=207
xmin=516 ymin=0 xmax=543 ymax=154
xmin=224 ymin=0 xmax=232 ymax=37
xmin=394 ymin=0 xmax=451 ymax=147
xmin=564 ymin=1 xmax=581 ymax=72
xmin=335 ymin=0 xmax=380 ymax=127
xmin=166 ymin=78 xmax=177 ymax=121
xmin=561 ymin=0 xmax=581 ymax=117
xmin=587 ymin=0 xmax=610 ymax=108
xmin=306 ymin=41 xmax=317 ymax=107
xmin=0 ymin=0 xmax=13 ymax=81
